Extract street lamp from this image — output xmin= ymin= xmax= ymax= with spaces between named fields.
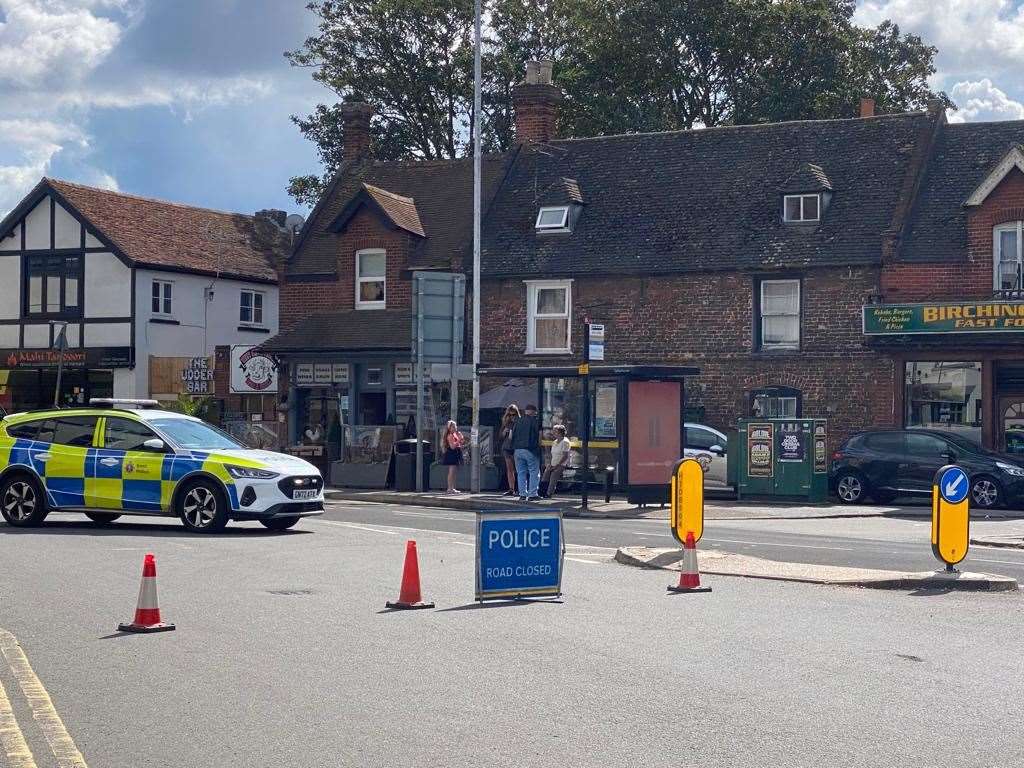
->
xmin=470 ymin=0 xmax=482 ymax=492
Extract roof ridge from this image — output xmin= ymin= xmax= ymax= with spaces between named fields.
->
xmin=45 ymin=177 xmax=256 ymax=220
xmin=362 ymin=183 xmax=415 ymax=203
xmin=547 ymin=111 xmax=929 ymax=145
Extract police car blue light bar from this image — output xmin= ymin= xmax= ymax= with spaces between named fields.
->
xmin=88 ymin=398 xmax=161 ymax=409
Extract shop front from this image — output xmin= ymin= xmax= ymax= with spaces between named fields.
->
xmin=0 ymin=346 xmax=130 ymax=413
xmin=865 ymin=300 xmax=1024 ymax=454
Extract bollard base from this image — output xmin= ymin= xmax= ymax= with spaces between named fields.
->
xmin=667 ymin=586 xmax=712 ymax=594
xmin=385 ymin=600 xmax=435 ymax=610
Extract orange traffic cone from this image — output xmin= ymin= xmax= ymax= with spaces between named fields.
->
xmin=118 ymin=553 xmax=176 ymax=632
xmin=668 ymin=531 xmax=712 ymax=594
xmin=386 ymin=540 xmax=435 ymax=610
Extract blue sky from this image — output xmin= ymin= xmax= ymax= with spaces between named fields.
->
xmin=2 ymin=0 xmax=1024 ymax=218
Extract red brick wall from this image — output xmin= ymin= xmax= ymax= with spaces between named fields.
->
xmin=881 ymin=167 xmax=1024 ymax=301
xmin=478 ymin=266 xmax=895 ymax=449
xmin=280 ymin=208 xmax=414 ymax=330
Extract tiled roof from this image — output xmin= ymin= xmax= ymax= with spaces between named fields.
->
xmin=902 ymin=120 xmax=1024 ymax=262
xmin=260 ymin=309 xmax=411 ymax=353
xmin=288 ymin=153 xmax=512 ymax=275
xmin=329 ymin=183 xmax=426 ymax=238
xmin=46 ymin=179 xmax=284 ymax=282
xmin=539 ymin=177 xmax=584 ymax=205
xmin=779 ymin=163 xmax=832 ymax=193
xmin=481 ymin=113 xmax=934 ymax=276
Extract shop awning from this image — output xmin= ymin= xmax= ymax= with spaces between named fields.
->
xmin=478 ymin=364 xmax=699 ymax=379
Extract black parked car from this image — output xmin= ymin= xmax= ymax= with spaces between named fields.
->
xmin=830 ymin=429 xmax=1024 ymax=509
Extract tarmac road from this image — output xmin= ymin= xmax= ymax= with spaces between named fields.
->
xmin=320 ymin=501 xmax=1024 ymax=580
xmin=0 ymin=512 xmax=1022 ymax=767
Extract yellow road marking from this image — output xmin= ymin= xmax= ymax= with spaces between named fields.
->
xmin=0 ymin=630 xmax=88 ymax=768
xmin=0 ymin=675 xmax=37 ymax=768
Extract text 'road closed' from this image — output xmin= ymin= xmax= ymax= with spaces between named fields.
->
xmin=476 ymin=512 xmax=564 ymax=600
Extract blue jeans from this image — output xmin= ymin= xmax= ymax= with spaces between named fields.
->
xmin=513 ymin=449 xmax=540 ymax=497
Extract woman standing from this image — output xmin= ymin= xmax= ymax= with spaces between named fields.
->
xmin=499 ymin=405 xmax=520 ymax=496
xmin=441 ymin=420 xmax=466 ymax=494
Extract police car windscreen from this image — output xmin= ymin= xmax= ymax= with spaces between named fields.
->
xmin=149 ymin=418 xmax=244 ymax=450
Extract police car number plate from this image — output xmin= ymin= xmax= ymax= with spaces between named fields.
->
xmin=293 ymin=489 xmax=318 ymax=500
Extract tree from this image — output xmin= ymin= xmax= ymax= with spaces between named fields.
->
xmin=287 ymin=0 xmax=950 ymax=205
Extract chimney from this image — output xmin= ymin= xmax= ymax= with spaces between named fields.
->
xmin=513 ymin=60 xmax=562 ymax=144
xmin=340 ymin=101 xmax=374 ymax=163
xmin=860 ymin=98 xmax=875 ymax=118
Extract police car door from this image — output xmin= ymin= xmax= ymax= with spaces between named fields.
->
xmin=40 ymin=416 xmax=100 ymax=509
xmin=97 ymin=417 xmax=168 ymax=512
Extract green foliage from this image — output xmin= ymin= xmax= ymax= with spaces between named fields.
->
xmin=287 ymin=0 xmax=951 ymax=204
xmin=166 ymin=394 xmax=214 ymax=422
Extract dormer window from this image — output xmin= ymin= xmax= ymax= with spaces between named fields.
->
xmin=536 ymin=206 xmax=570 ymax=232
xmin=783 ymin=194 xmax=820 ymax=223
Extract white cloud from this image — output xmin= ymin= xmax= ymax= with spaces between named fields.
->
xmin=947 ymin=78 xmax=1024 ymax=123
xmin=0 ymin=0 xmax=275 ymax=215
xmin=855 ymin=0 xmax=1024 ymax=81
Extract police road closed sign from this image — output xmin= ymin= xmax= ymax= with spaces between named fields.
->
xmin=475 ymin=511 xmax=564 ymax=601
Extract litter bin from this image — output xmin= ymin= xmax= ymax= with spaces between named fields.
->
xmin=394 ymin=439 xmax=434 ymax=491
xmin=736 ymin=418 xmax=829 ymax=502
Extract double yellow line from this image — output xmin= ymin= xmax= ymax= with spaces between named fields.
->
xmin=0 ymin=630 xmax=88 ymax=768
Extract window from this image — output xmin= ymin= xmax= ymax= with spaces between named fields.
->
xmin=355 ymin=249 xmax=386 ymax=309
xmin=864 ymin=432 xmax=905 ymax=454
xmin=535 ymin=206 xmax=570 ymax=231
xmin=757 ymin=279 xmax=800 ymax=350
xmin=240 ymin=290 xmax=264 ymax=325
xmin=685 ymin=426 xmax=724 ymax=451
xmin=906 ymin=432 xmax=950 ymax=459
xmin=6 ymin=421 xmax=42 ymax=440
xmin=151 ymin=280 xmax=173 ymax=316
xmin=783 ymin=194 xmax=820 ymax=222
xmin=25 ymin=255 xmax=82 ymax=317
xmin=994 ymin=222 xmax=1023 ymax=290
xmin=103 ymin=418 xmax=159 ymax=452
xmin=904 ymin=361 xmax=982 ymax=441
xmin=526 ymin=281 xmax=572 ymax=353
xmin=750 ymin=386 xmax=802 ymax=418
xmin=52 ymin=416 xmax=98 ymax=447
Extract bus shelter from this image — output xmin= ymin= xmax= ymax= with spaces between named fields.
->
xmin=477 ymin=365 xmax=699 ymax=504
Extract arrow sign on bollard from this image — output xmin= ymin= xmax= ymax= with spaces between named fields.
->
xmin=932 ymin=464 xmax=970 ymax=570
xmin=940 ymin=466 xmax=969 ymax=504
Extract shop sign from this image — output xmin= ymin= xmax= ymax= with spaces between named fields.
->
xmin=394 ymin=362 xmax=413 ymax=385
xmin=1 ymin=346 xmax=132 ymax=369
xmin=295 ymin=363 xmax=315 ymax=386
xmin=332 ymin=363 xmax=349 ymax=384
xmin=230 ymin=345 xmax=278 ymax=394
xmin=777 ymin=422 xmax=805 ymax=463
xmin=747 ymin=422 xmax=774 ymax=478
xmin=813 ymin=422 xmax=828 ymax=474
xmin=149 ymin=356 xmax=214 ymax=395
xmin=180 ymin=357 xmax=214 ymax=394
xmin=863 ymin=301 xmax=1024 ymax=335
xmin=314 ymin=363 xmax=332 ymax=384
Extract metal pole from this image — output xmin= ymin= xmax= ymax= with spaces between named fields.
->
xmin=470 ymin=0 xmax=482 ymax=493
xmin=415 ymin=277 xmax=425 ymax=492
xmin=581 ymin=321 xmax=591 ymax=512
xmin=52 ymin=322 xmax=66 ymax=408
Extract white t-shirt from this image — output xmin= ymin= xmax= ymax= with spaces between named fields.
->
xmin=550 ymin=437 xmax=571 ymax=467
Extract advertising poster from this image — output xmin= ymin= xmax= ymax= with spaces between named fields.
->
xmin=814 ymin=422 xmax=828 ymax=474
xmin=747 ymin=422 xmax=774 ymax=477
xmin=778 ymin=422 xmax=805 ymax=463
xmin=627 ymin=381 xmax=681 ymax=485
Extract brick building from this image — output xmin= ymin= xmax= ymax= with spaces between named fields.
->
xmin=271 ymin=61 xmax=1024 ymax=486
xmin=478 ymin=65 xmax=1024 ymax=460
xmin=262 ymin=102 xmax=509 ymax=451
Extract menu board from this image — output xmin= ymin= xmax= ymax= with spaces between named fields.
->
xmin=813 ymin=422 xmax=828 ymax=474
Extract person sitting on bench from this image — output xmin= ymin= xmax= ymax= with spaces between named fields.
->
xmin=540 ymin=424 xmax=571 ymax=498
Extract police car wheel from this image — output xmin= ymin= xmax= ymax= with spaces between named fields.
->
xmin=260 ymin=516 xmax=300 ymax=531
xmin=85 ymin=513 xmax=121 ymax=525
xmin=178 ymin=480 xmax=229 ymax=532
xmin=0 ymin=475 xmax=48 ymax=527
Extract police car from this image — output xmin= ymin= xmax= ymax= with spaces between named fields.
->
xmin=0 ymin=399 xmax=324 ymax=533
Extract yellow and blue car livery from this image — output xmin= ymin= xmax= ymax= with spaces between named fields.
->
xmin=0 ymin=404 xmax=324 ymax=533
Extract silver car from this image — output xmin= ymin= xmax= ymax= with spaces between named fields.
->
xmin=684 ymin=423 xmax=728 ymax=487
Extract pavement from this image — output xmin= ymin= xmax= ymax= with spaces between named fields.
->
xmin=2 ymin=509 xmax=1024 ymax=767
xmin=614 ymin=545 xmax=1019 ymax=591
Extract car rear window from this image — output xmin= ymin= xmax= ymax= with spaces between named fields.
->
xmin=52 ymin=416 xmax=98 ymax=448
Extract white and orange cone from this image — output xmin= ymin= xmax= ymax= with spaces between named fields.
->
xmin=118 ymin=553 xmax=176 ymax=633
xmin=668 ymin=531 xmax=712 ymax=594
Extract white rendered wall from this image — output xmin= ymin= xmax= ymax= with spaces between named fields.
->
xmin=84 ymin=252 xmax=131 ymax=318
xmin=0 ymin=254 xmax=20 ymax=319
